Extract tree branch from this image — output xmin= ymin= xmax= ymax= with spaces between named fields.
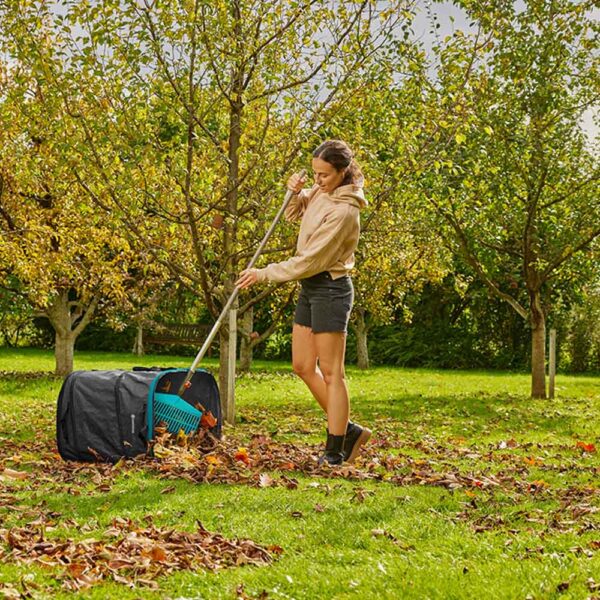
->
xmin=543 ymin=226 xmax=600 ymax=281
xmin=73 ymin=295 xmax=100 ymax=337
xmin=246 ymin=0 xmax=370 ymax=103
xmin=540 ymin=170 xmax=600 ymax=210
xmin=238 ymin=281 xmax=289 ymax=315
xmin=426 ymin=194 xmax=529 ymax=319
xmin=250 ymin=285 xmax=297 ymax=347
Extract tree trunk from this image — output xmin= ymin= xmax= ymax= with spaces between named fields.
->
xmin=132 ymin=323 xmax=144 ymax=356
xmin=530 ymin=290 xmax=547 ymax=398
xmin=55 ymin=330 xmax=76 ymax=377
xmin=217 ymin=2 xmax=244 ymax=424
xmin=45 ymin=290 xmax=99 ymax=377
xmin=355 ymin=308 xmax=369 ymax=370
xmin=239 ymin=307 xmax=253 ymax=372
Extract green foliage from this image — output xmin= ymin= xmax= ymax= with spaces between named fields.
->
xmin=0 ymin=9 xmax=170 ymax=375
xmin=401 ymin=0 xmax=600 ymax=395
xmin=0 ymin=281 xmax=34 ymax=347
xmin=27 ymin=318 xmax=55 ymax=350
xmin=0 ymin=0 xmax=597 ymax=387
xmin=558 ymin=283 xmax=600 ymax=373
xmin=74 ymin=323 xmax=136 ymax=353
xmin=364 ymin=276 xmax=530 ymax=369
xmin=261 ymin=330 xmax=293 ymax=361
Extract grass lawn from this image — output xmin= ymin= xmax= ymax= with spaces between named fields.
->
xmin=0 ymin=348 xmax=599 ymax=599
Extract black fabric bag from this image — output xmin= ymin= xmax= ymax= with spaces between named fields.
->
xmin=56 ymin=368 xmax=221 ymax=462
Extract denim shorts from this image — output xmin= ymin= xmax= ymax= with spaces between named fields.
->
xmin=294 ymin=271 xmax=354 ymax=333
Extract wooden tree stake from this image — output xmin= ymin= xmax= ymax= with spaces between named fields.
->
xmin=549 ymin=328 xmax=556 ymax=399
xmin=226 ymin=305 xmax=237 ymax=424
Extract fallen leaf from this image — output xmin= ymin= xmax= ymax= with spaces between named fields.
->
xmin=67 ymin=563 xmax=87 ymax=578
xmin=371 ymin=528 xmax=387 ymax=537
xmin=280 ymin=476 xmax=298 ymax=490
xmin=0 ymin=468 xmax=28 ymax=480
xmin=234 ymin=448 xmax=251 ymax=466
xmin=176 ymin=429 xmax=188 ymax=447
xmin=149 ymin=545 xmax=167 ymax=562
xmin=279 ymin=461 xmax=296 ymax=471
xmin=201 ymin=411 xmax=218 ymax=429
xmin=137 ymin=578 xmax=160 ymax=590
xmin=0 ymin=584 xmax=21 ymax=599
xmin=528 ymin=480 xmax=549 ymax=492
xmin=576 ymin=441 xmax=596 ymax=453
xmin=352 ymin=488 xmax=374 ymax=503
xmin=259 ymin=474 xmax=274 ymax=488
xmin=1 ymin=518 xmax=274 ymax=591
xmin=587 ymin=578 xmax=600 ymax=591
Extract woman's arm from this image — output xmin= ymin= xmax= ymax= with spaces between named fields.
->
xmin=236 ymin=206 xmax=356 ymax=289
xmin=284 ymin=188 xmax=310 ymax=221
xmin=283 ymin=173 xmax=318 ymax=221
xmin=257 ymin=204 xmax=357 ymax=283
xmin=285 ymin=184 xmax=321 ymax=221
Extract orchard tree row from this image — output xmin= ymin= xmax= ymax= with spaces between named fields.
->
xmin=0 ymin=0 xmax=598 ymax=401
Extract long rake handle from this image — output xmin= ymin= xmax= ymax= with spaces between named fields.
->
xmin=177 ymin=170 xmax=307 ymax=396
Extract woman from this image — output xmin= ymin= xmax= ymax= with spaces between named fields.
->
xmin=235 ymin=140 xmax=371 ymax=466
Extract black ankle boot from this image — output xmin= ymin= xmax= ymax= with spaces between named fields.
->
xmin=342 ymin=421 xmax=372 ymax=463
xmin=318 ymin=432 xmax=345 ymax=466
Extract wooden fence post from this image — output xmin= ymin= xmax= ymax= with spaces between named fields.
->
xmin=549 ymin=328 xmax=556 ymax=399
xmin=226 ymin=304 xmax=238 ymax=424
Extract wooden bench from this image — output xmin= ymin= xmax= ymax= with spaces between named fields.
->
xmin=145 ymin=323 xmax=213 ymax=354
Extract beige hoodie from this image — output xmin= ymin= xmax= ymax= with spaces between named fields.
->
xmin=255 ymin=183 xmax=367 ymax=283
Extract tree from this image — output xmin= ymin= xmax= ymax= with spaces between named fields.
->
xmin=318 ymin=50 xmax=452 ymax=369
xmin=0 ymin=51 xmax=167 ymax=375
xmin=1 ymin=0 xmax=418 ymax=416
xmin=416 ymin=0 xmax=599 ymax=397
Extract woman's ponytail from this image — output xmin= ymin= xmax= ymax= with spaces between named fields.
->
xmin=344 ymin=158 xmax=364 ymax=186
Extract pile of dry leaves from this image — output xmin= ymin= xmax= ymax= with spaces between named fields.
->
xmin=146 ymin=427 xmax=512 ymax=492
xmin=0 ymin=516 xmax=273 ymax=592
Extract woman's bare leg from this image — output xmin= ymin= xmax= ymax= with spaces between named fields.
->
xmin=314 ymin=332 xmax=349 ymax=435
xmin=291 ymin=323 xmax=328 ymax=412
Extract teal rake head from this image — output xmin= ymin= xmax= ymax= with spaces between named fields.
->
xmin=153 ymin=393 xmax=202 ymax=435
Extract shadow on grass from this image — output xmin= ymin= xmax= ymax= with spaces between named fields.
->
xmin=0 ymin=370 xmax=60 ymax=381
xmin=242 ymin=389 xmax=586 ymax=440
xmin=356 ymin=392 xmax=592 ymax=440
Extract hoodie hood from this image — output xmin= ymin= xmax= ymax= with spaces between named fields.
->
xmin=329 ymin=183 xmax=368 ymax=209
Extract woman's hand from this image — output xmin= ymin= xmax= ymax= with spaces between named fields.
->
xmin=235 ymin=268 xmax=259 ymax=289
xmin=287 ymin=171 xmax=307 ymax=194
